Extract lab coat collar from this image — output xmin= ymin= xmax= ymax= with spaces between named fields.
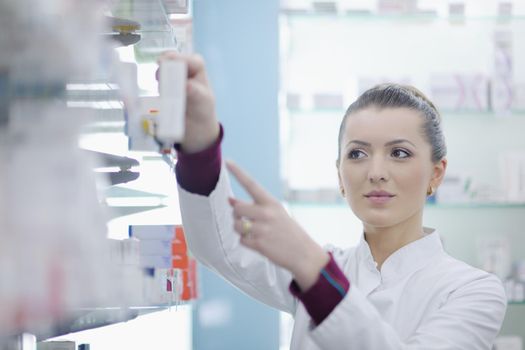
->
xmin=356 ymin=227 xmax=444 ymax=283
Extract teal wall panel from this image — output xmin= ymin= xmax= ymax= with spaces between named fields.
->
xmin=192 ymin=1 xmax=281 ymax=349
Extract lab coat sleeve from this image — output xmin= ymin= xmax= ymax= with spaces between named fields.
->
xmin=177 ymin=161 xmax=297 ymax=314
xmin=308 ymin=273 xmax=507 ymax=349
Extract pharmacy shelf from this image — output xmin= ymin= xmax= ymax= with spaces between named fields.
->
xmin=425 ymin=202 xmax=525 ymax=209
xmin=82 ymin=121 xmax=126 ymax=134
xmin=34 ymin=303 xmax=190 ymax=342
xmin=287 ymin=201 xmax=525 ymax=209
xmin=280 ymin=10 xmax=525 ymax=22
xmin=1 ymin=0 xmax=191 ymax=345
xmin=111 ymin=0 xmax=191 ymax=62
xmin=35 ymin=308 xmax=141 ymax=342
xmin=285 ymin=192 xmax=525 ymax=209
xmin=284 ymin=107 xmax=525 ymax=118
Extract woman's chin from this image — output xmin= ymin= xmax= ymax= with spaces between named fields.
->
xmin=356 ymin=211 xmax=398 ymax=229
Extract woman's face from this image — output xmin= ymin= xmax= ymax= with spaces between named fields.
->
xmin=337 ymin=107 xmax=446 ymax=229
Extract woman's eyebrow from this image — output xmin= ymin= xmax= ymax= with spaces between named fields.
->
xmin=346 ymin=140 xmax=370 ymax=148
xmin=385 ymin=139 xmax=416 ymax=147
xmin=345 ymin=139 xmax=416 ymax=148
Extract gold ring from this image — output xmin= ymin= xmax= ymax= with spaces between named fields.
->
xmin=241 ymin=218 xmax=252 ymax=236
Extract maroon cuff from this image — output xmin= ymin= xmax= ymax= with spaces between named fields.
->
xmin=174 ymin=124 xmax=224 ymax=196
xmin=289 ymin=252 xmax=350 ymax=326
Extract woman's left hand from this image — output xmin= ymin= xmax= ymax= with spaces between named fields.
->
xmin=226 ymin=160 xmax=329 ymax=291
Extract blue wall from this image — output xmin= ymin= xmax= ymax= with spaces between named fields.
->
xmin=192 ymin=1 xmax=281 ymax=349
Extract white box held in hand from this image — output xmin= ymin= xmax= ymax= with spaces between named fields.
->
xmin=158 ymin=60 xmax=187 ymax=147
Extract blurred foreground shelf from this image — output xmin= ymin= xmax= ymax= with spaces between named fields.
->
xmin=34 ymin=303 xmax=190 ymax=341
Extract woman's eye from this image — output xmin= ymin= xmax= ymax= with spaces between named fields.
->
xmin=392 ymin=148 xmax=411 ymax=159
xmin=348 ymin=149 xmax=366 ymax=159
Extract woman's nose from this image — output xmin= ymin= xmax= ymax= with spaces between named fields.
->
xmin=368 ymin=157 xmax=389 ymax=183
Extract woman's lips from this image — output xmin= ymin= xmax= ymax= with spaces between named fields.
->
xmin=366 ymin=195 xmax=395 ymax=204
xmin=364 ymin=191 xmax=395 ymax=205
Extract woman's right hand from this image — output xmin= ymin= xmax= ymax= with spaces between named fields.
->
xmin=157 ymin=52 xmax=220 ymax=154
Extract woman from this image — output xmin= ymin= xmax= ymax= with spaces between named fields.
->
xmin=164 ymin=52 xmax=507 ymax=349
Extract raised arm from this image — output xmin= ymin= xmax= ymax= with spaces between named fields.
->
xmin=160 ymin=52 xmax=296 ymax=313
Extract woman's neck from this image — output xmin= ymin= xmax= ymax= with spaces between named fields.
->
xmin=364 ymin=213 xmax=424 ymax=271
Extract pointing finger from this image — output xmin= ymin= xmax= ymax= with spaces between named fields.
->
xmin=225 ymin=160 xmax=274 ymax=205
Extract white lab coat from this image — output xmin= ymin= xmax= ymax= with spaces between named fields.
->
xmin=177 ymin=163 xmax=507 ymax=350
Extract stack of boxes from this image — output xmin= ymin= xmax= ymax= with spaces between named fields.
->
xmin=129 ymin=225 xmax=197 ymax=305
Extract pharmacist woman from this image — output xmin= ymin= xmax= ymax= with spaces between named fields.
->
xmin=161 ymin=52 xmax=507 ymax=349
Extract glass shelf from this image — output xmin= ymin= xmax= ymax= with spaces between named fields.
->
xmin=285 ymin=107 xmax=525 ymax=118
xmin=508 ymin=301 xmax=525 ymax=305
xmin=281 ymin=10 xmax=525 ymax=23
xmin=285 ymin=107 xmax=345 ymax=114
xmin=286 ymin=199 xmax=525 ymax=209
xmin=35 ymin=303 xmax=190 ymax=341
xmin=112 ymin=0 xmax=191 ymax=62
xmin=285 ymin=189 xmax=525 ymax=209
xmin=426 ymin=202 xmax=525 ymax=209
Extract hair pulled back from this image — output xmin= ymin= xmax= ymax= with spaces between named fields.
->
xmin=337 ymin=83 xmax=447 ymax=164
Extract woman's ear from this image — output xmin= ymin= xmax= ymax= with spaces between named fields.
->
xmin=431 ymin=158 xmax=447 ymax=189
xmin=336 ymin=160 xmax=344 ymax=192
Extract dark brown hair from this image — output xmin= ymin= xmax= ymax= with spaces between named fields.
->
xmin=337 ymin=83 xmax=447 ymax=164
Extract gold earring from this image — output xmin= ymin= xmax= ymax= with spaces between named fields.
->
xmin=427 ymin=185 xmax=435 ymax=196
